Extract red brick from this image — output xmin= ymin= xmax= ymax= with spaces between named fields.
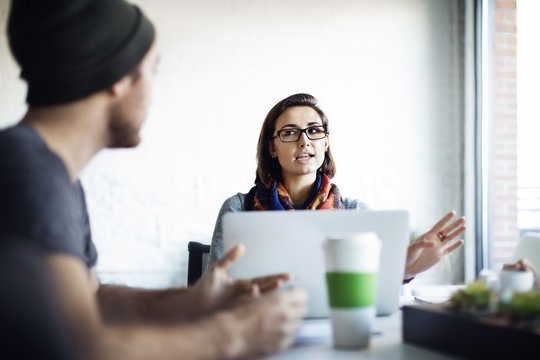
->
xmin=495 ymin=48 xmax=517 ymax=57
xmin=494 ymin=111 xmax=515 ymax=117
xmin=495 ymin=92 xmax=517 ymax=100
xmin=506 ymin=37 xmax=517 ymax=46
xmin=493 ymin=172 xmax=517 ymax=179
xmin=492 ymin=226 xmax=518 ymax=234
xmin=495 ymin=71 xmax=517 ymax=79
xmin=492 ymin=142 xmax=516 ymax=148
xmin=495 ymin=24 xmax=517 ymax=33
xmin=495 ymin=122 xmax=506 ymax=130
xmin=493 ymin=259 xmax=513 ymax=265
xmin=495 ymin=59 xmax=506 ymax=68
xmin=492 ymin=145 xmax=516 ymax=152
xmin=493 ymin=246 xmax=517 ymax=253
xmin=495 ymin=65 xmax=514 ymax=73
xmin=506 ymin=11 xmax=517 ymax=22
xmin=505 ymin=81 xmax=516 ymax=90
xmin=495 ymin=1 xmax=516 ymax=10
xmin=493 ymin=258 xmax=515 ymax=266
xmin=494 ymin=122 xmax=517 ymax=130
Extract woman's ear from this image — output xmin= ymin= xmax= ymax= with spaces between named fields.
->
xmin=269 ymin=141 xmax=277 ymax=158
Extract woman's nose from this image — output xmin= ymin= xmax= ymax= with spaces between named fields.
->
xmin=297 ymin=132 xmax=311 ymax=147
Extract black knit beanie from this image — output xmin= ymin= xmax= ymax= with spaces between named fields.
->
xmin=7 ymin=0 xmax=155 ymax=106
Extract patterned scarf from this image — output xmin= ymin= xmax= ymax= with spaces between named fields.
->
xmin=246 ymin=173 xmax=345 ymax=210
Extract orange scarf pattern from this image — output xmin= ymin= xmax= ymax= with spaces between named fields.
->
xmin=247 ymin=173 xmax=344 ymax=210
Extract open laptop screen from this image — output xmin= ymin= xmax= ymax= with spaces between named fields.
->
xmin=223 ymin=210 xmax=409 ymax=318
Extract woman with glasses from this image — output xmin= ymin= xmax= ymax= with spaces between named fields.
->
xmin=209 ymin=93 xmax=466 ymax=283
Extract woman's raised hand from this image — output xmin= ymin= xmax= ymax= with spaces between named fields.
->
xmin=404 ymin=211 xmax=466 ymax=280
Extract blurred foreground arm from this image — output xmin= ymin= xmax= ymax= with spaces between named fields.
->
xmin=97 ymin=245 xmax=293 ymax=324
xmin=48 ymin=246 xmax=308 ymax=359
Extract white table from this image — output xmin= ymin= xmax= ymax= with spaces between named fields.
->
xmin=268 ymin=310 xmax=461 ymax=359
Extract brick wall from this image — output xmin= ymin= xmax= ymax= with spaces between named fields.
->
xmin=490 ymin=0 xmax=518 ymax=269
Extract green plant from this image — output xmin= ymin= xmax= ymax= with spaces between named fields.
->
xmin=450 ymin=281 xmax=496 ymax=310
xmin=501 ymin=290 xmax=540 ymax=318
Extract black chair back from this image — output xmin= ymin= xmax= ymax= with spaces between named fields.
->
xmin=187 ymin=241 xmax=210 ymax=286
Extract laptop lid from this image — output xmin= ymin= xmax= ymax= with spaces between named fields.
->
xmin=223 ymin=210 xmax=409 ymax=318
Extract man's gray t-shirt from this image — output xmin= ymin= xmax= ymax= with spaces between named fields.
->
xmin=0 ymin=125 xmax=97 ymax=268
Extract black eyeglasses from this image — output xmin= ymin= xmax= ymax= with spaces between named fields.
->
xmin=273 ymin=126 xmax=328 ymax=143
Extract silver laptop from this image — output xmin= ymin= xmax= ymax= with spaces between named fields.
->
xmin=223 ymin=210 xmax=409 ymax=318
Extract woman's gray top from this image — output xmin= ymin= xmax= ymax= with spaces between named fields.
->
xmin=209 ymin=192 xmax=368 ymax=264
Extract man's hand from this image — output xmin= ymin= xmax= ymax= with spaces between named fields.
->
xmin=189 ymin=244 xmax=292 ymax=315
xmin=405 ymin=211 xmax=466 ymax=280
xmin=212 ymin=287 xmax=309 ymax=359
xmin=46 ymin=253 xmax=307 ymax=359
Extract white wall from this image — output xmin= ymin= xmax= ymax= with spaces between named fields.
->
xmin=0 ymin=0 xmax=465 ymax=288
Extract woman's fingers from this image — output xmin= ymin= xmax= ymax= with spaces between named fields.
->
xmin=442 ymin=225 xmax=466 ymax=242
xmin=430 ymin=211 xmax=457 ymax=232
xmin=439 ymin=217 xmax=466 ymax=236
xmin=442 ymin=239 xmax=464 ymax=255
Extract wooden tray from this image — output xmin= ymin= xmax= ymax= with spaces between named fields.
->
xmin=402 ymin=304 xmax=540 ymax=358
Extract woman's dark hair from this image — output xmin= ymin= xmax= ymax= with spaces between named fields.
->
xmin=255 ymin=93 xmax=336 ymax=186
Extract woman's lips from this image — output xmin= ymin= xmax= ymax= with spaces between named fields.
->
xmin=295 ymin=154 xmax=314 ymax=161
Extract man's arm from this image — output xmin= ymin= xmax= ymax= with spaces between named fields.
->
xmin=47 ymin=254 xmax=307 ymax=359
xmin=95 ymin=245 xmax=292 ymax=325
xmin=96 ymin=281 xmax=198 ymax=325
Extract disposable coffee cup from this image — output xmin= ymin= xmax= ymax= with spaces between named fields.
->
xmin=323 ymin=232 xmax=381 ymax=349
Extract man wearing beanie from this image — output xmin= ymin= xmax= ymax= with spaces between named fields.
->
xmin=0 ymin=0 xmax=307 ymax=359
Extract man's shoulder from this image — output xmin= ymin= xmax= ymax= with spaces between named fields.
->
xmin=0 ymin=125 xmax=75 ymax=225
xmin=0 ymin=126 xmax=91 ymax=264
xmin=0 ymin=125 xmax=68 ymax=184
xmin=0 ymin=125 xmax=43 ymax=151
